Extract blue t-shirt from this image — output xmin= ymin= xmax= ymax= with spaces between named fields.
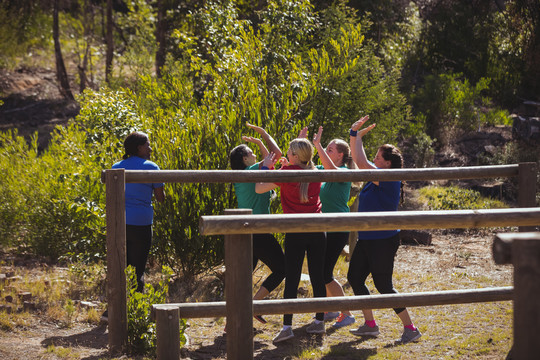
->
xmin=357 ymin=180 xmax=401 ymax=240
xmin=112 ymin=156 xmax=164 ymax=226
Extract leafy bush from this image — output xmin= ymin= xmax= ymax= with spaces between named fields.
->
xmin=410 ymin=132 xmax=435 ymax=168
xmin=131 ymin=0 xmax=369 ymax=277
xmin=418 ymin=186 xmax=506 ymax=210
xmin=126 ymin=265 xmax=186 ymax=355
xmin=0 ymin=0 xmax=410 ymax=278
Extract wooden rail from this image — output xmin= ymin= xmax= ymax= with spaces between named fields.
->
xmin=101 ymin=164 xmax=521 ymax=183
xmin=152 ymin=287 xmax=513 ymax=319
xmin=102 ymin=162 xmax=538 ymax=358
xmin=200 ymin=208 xmax=540 ymax=235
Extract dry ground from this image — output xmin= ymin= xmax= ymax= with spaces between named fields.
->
xmin=0 ymin=229 xmax=514 ymax=360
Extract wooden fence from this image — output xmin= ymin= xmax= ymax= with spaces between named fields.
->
xmin=102 ymin=163 xmax=539 ymax=358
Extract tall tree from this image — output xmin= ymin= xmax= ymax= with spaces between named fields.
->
xmin=155 ymin=0 xmax=166 ymax=78
xmin=78 ymin=0 xmax=92 ymax=92
xmin=105 ymin=0 xmax=113 ymax=83
xmin=53 ymin=0 xmax=74 ymax=100
xmin=509 ymin=0 xmax=540 ymax=99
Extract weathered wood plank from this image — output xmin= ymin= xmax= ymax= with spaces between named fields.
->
xmin=153 ymin=287 xmax=513 ymax=319
xmin=155 ymin=305 xmax=180 ymax=360
xmin=200 ymin=208 xmax=540 ymax=235
xmin=100 ymin=164 xmax=521 ymax=184
xmin=105 ymin=169 xmax=127 ymax=354
xmin=224 ymin=209 xmax=253 ymax=360
xmin=518 ymin=162 xmax=537 ymax=232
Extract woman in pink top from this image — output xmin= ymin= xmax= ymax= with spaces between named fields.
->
xmin=255 ymin=138 xmax=327 ymax=343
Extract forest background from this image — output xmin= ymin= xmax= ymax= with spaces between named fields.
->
xmin=0 ymin=0 xmax=539 ymax=280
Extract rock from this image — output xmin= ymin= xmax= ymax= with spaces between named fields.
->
xmin=5 ymin=295 xmax=13 ymax=303
xmin=400 ymin=230 xmax=432 ymax=245
xmin=7 ymin=276 xmax=22 ymax=283
xmin=80 ymin=301 xmax=99 ymax=309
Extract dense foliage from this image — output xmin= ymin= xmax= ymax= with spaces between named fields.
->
xmin=0 ymin=0 xmax=537 ymax=279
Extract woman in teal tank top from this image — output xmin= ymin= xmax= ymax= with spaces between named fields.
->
xmin=229 ymin=123 xmax=285 ymax=325
xmin=313 ymin=126 xmax=356 ymax=328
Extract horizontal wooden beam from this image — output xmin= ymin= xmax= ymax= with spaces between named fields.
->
xmin=493 ymin=232 xmax=540 ymax=264
xmin=200 ymin=208 xmax=540 ymax=235
xmin=101 ymin=164 xmax=520 ymax=184
xmin=152 ymin=287 xmax=512 ymax=319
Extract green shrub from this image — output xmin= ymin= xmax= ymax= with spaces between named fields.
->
xmin=0 ymin=0 xmax=410 ymax=277
xmin=418 ymin=186 xmax=507 ymax=210
xmin=410 ymin=132 xmax=435 ymax=168
xmin=411 ymin=73 xmax=488 ymax=142
xmin=126 ymin=265 xmax=186 ymax=355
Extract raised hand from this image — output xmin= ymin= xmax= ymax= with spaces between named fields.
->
xmin=262 ymin=152 xmax=278 ymax=169
xmin=312 ymin=126 xmax=323 ymax=147
xmin=279 ymin=156 xmax=290 ymax=167
xmin=246 ymin=122 xmax=265 ymax=135
xmin=351 ymin=115 xmax=376 ymax=138
xmin=298 ymin=126 xmax=308 ymax=139
xmin=242 ymin=135 xmax=262 ymax=145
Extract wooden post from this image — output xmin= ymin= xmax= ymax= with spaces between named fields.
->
xmin=105 ymin=169 xmax=127 ymax=354
xmin=518 ymin=162 xmax=537 ymax=232
xmin=512 ymin=234 xmax=540 ymax=359
xmin=493 ymin=232 xmax=540 ymax=359
xmin=224 ymin=209 xmax=253 ymax=360
xmin=156 ymin=305 xmax=180 ymax=360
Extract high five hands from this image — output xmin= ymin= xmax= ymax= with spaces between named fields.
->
xmin=351 ymin=115 xmax=376 ymax=138
xmin=262 ymin=152 xmax=287 ymax=168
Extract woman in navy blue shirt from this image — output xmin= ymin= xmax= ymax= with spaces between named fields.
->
xmin=347 ymin=116 xmax=422 ymax=345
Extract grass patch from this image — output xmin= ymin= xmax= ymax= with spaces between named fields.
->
xmin=418 ymin=186 xmax=507 ymax=210
xmin=44 ymin=345 xmax=80 ymax=359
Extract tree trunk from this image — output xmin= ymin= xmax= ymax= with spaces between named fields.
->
xmin=53 ymin=0 xmax=74 ymax=100
xmin=105 ymin=0 xmax=114 ymax=83
xmin=78 ymin=44 xmax=90 ymax=93
xmin=155 ymin=0 xmax=166 ymax=78
xmin=79 ymin=0 xmax=92 ymax=93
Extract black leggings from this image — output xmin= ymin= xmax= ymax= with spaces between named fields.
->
xmin=323 ymin=232 xmax=349 ymax=284
xmin=347 ymin=233 xmax=405 ymax=314
xmin=126 ymin=224 xmax=152 ymax=293
xmin=283 ymin=232 xmax=327 ymax=325
xmin=253 ymin=233 xmax=285 ymax=293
